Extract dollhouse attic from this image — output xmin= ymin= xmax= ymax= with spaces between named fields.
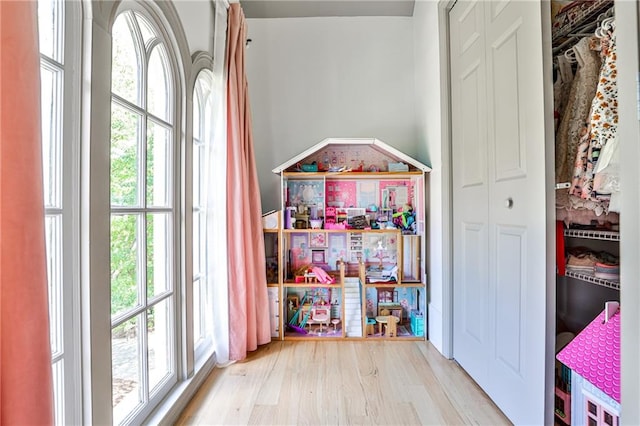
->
xmin=271 ymin=137 xmax=432 ymax=174
xmin=557 ymin=303 xmax=621 ymax=426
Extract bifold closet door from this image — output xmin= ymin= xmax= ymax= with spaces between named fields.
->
xmin=450 ymin=1 xmax=550 ymax=424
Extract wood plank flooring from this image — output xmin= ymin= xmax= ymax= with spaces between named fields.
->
xmin=177 ymin=341 xmax=511 ymax=425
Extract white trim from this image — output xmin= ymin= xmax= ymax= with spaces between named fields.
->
xmin=618 ymin=1 xmax=640 ymax=425
xmin=271 ymin=137 xmax=432 ymax=174
xmin=188 ymin=55 xmax=216 ymax=375
xmin=144 ymin=353 xmax=216 ymax=424
xmin=436 ymin=0 xmax=454 ymax=360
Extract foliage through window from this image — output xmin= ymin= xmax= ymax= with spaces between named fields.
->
xmin=110 ymin=10 xmax=177 ymax=424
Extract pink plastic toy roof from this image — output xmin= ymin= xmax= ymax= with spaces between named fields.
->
xmin=557 ymin=309 xmax=621 ymax=403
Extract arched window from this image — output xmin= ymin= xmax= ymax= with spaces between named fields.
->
xmin=110 ymin=9 xmax=180 ymax=424
xmin=37 ymin=0 xmax=82 ymax=424
xmin=192 ymin=67 xmax=214 ymax=360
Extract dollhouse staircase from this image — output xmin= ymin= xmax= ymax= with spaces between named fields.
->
xmin=344 ymin=278 xmax=362 ymax=337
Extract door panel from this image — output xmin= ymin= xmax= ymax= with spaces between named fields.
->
xmin=495 ymin=225 xmax=525 ymax=375
xmin=451 ymin=0 xmax=490 ymax=386
xmin=460 ymin=62 xmax=485 ymax=186
xmin=451 ymin=1 xmax=548 ymax=424
xmin=490 ymin=19 xmax=526 ymax=181
xmin=462 ymin=223 xmax=488 ymax=345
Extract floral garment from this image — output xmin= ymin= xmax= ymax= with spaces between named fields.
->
xmin=570 ymin=27 xmax=617 ymax=202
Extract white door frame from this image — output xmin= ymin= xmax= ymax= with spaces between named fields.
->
xmin=435 ymin=0 xmax=455 ymax=360
xmin=617 ymin=1 xmax=640 ymax=424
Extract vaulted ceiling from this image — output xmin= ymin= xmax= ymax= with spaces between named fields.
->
xmin=241 ymin=0 xmax=416 ymax=18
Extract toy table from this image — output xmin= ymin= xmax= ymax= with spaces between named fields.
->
xmin=377 ymin=303 xmax=403 ymax=322
xmin=375 ymin=315 xmax=399 ymax=336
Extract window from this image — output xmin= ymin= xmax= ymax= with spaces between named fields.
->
xmin=586 ymin=396 xmax=619 ymax=426
xmin=192 ymin=69 xmax=215 ymax=359
xmin=110 ymin=10 xmax=178 ymax=424
xmin=38 ymin=0 xmax=81 ymax=424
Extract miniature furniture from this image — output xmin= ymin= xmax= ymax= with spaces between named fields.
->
xmin=377 ymin=303 xmax=403 ymax=323
xmin=365 ymin=317 xmax=376 ymax=335
xmin=385 ymin=316 xmax=398 ymax=337
xmin=375 ymin=315 xmax=399 ymax=337
xmin=410 ymin=310 xmax=424 ymax=337
xmin=331 ymin=318 xmax=340 ymax=332
xmin=310 ymin=306 xmax=330 ymax=332
xmin=268 ymin=138 xmax=431 ymax=341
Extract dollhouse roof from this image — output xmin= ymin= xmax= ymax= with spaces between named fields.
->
xmin=557 ymin=308 xmax=621 ymax=403
xmin=272 ymin=138 xmax=432 ymax=174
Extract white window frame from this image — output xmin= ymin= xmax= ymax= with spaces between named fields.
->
xmin=189 ymin=54 xmax=216 ymax=369
xmin=82 ymin=0 xmax=218 ymax=423
xmin=108 ymin=4 xmax=183 ymax=425
xmin=38 ymin=0 xmax=83 ymax=424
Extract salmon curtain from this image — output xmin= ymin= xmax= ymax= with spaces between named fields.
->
xmin=0 ymin=1 xmax=54 ymax=424
xmin=225 ymin=3 xmax=271 ymax=361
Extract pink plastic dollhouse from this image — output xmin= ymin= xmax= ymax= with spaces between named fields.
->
xmin=556 ymin=302 xmax=621 ymax=426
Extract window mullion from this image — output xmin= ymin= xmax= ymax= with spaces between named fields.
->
xmin=112 ymin=94 xmax=146 ymax=117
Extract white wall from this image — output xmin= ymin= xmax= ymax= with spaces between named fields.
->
xmin=245 ymin=16 xmax=420 ymax=213
xmin=413 ymin=0 xmax=448 ymax=355
xmin=173 ymin=0 xmax=215 ymax=56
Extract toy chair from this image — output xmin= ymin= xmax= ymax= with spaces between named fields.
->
xmin=311 ymin=306 xmax=330 ymax=333
xmin=366 ymin=317 xmax=376 ymax=335
xmin=384 ymin=315 xmax=398 ymax=338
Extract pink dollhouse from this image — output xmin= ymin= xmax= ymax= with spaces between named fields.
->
xmin=556 ymin=302 xmax=621 ymax=426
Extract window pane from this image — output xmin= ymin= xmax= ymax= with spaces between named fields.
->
xmin=112 ymin=14 xmax=140 ymax=105
xmin=111 ymin=214 xmax=142 ymax=317
xmin=148 ymin=298 xmax=172 ymax=393
xmin=45 ymin=214 xmax=63 ymax=356
xmin=146 ymin=121 xmax=171 ymax=207
xmin=193 ymin=93 xmax=201 ymax=140
xmin=193 ymin=278 xmax=202 ymax=343
xmin=111 ymin=103 xmax=141 ymax=207
xmin=147 ymin=213 xmax=171 ymax=299
xmin=588 ymin=401 xmax=598 ymax=415
xmin=52 ymin=360 xmax=65 ymax=426
xmin=193 ymin=211 xmax=201 ymax=276
xmin=192 ymin=144 xmax=202 ymax=207
xmin=38 ymin=0 xmax=63 ymax=62
xmin=604 ymin=411 xmax=613 ymax=426
xmin=112 ymin=316 xmax=142 ymax=424
xmin=40 ymin=63 xmax=63 ymax=209
xmin=204 ymin=95 xmax=213 ymax=143
xmin=134 ymin=12 xmax=155 ymax=45
xmin=147 ymin=45 xmax=171 ymax=122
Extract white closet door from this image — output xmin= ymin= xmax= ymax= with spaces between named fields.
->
xmin=451 ymin=1 xmax=549 ymax=424
xmin=451 ymin=0 xmax=490 ymax=388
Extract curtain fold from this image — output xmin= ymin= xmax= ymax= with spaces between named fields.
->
xmin=0 ymin=1 xmax=54 ymax=423
xmin=225 ymin=3 xmax=271 ymax=361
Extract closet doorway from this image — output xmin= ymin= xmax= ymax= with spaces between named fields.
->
xmin=448 ymin=1 xmax=553 ymax=424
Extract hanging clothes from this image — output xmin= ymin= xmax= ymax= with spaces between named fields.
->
xmin=570 ymin=26 xmax=618 ymax=203
xmin=553 ymin=54 xmax=574 ymax=134
xmin=555 ymin=36 xmax=601 ymax=185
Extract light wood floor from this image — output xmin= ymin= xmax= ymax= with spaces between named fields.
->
xmin=177 ymin=340 xmax=511 ymax=425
